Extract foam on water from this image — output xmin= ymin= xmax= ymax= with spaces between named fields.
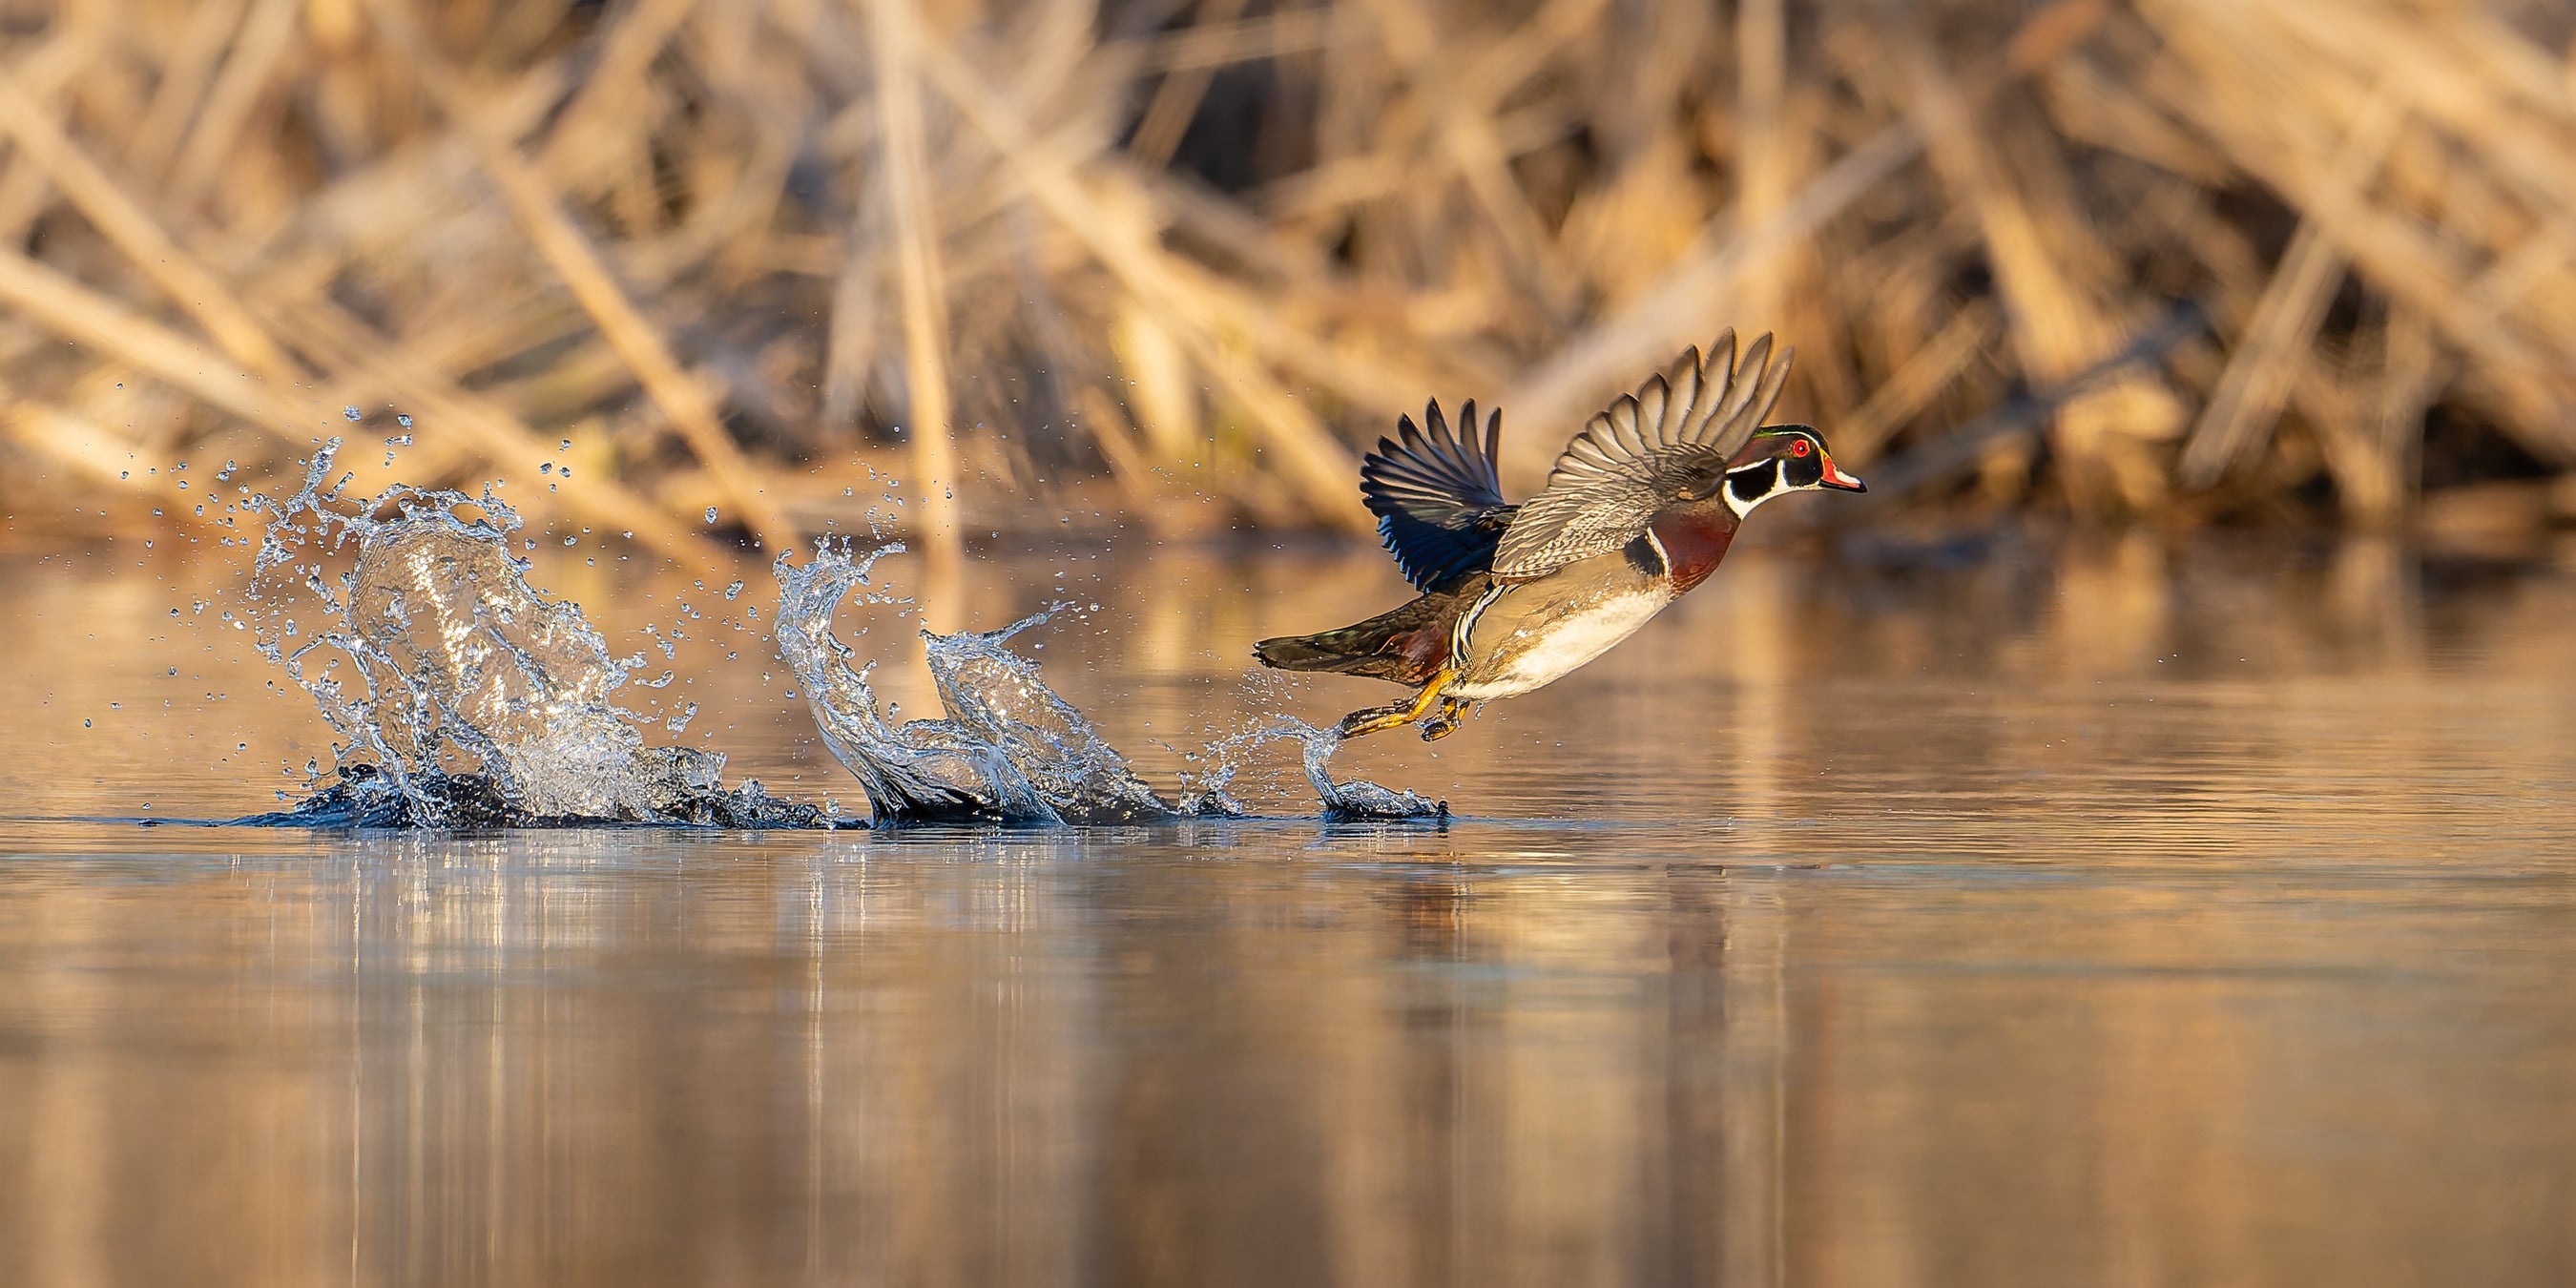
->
xmin=238 ymin=447 xmax=1439 ymax=828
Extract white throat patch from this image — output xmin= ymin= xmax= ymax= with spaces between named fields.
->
xmin=1721 ymin=461 xmax=1783 ymax=520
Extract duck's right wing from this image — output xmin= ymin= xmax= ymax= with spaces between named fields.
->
xmin=1361 ymin=399 xmax=1518 ymax=592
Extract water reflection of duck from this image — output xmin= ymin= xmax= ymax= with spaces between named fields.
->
xmin=1256 ymin=331 xmax=1866 ymax=740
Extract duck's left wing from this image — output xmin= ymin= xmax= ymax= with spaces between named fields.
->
xmin=1361 ymin=399 xmax=1518 ymax=592
xmin=1491 ymin=331 xmax=1792 ymax=581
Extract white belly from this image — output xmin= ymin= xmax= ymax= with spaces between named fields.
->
xmin=1446 ymin=588 xmax=1672 ymax=701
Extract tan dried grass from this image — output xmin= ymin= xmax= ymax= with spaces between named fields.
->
xmin=0 ymin=0 xmax=2570 ymax=556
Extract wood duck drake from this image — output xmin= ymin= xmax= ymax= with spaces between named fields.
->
xmin=1255 ymin=330 xmax=1865 ymax=740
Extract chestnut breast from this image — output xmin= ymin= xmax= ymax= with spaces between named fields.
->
xmin=1649 ymin=509 xmax=1739 ymax=592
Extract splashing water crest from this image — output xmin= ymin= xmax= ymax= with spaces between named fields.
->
xmin=771 ymin=540 xmax=1181 ymax=823
xmin=238 ymin=441 xmax=821 ymax=827
xmin=1285 ymin=720 xmax=1444 ymax=820
xmin=1175 ymin=716 xmax=1444 ymax=822
xmin=233 ymin=447 xmax=1440 ymax=827
xmin=770 ymin=539 xmax=1441 ymax=824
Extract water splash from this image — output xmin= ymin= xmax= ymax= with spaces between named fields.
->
xmin=230 ymin=447 xmax=1439 ymax=828
xmin=1286 ymin=722 xmax=1446 ymax=821
xmin=240 ymin=441 xmax=825 ymax=827
xmin=772 ymin=540 xmax=1181 ymax=823
xmin=1179 ymin=717 xmax=1445 ymax=822
xmin=771 ymin=539 xmax=1443 ymax=825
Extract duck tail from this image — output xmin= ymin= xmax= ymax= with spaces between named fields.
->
xmin=1254 ymin=592 xmax=1457 ymax=683
xmin=1253 ymin=625 xmax=1389 ymax=674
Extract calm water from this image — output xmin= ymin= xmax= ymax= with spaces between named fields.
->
xmin=4 ymin=530 xmax=2574 ymax=1286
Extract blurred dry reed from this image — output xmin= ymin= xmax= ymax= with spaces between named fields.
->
xmin=3 ymin=0 xmax=2575 ymax=563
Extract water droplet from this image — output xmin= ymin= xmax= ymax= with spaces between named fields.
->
xmin=559 ymin=439 xmax=572 ymax=451
xmin=704 ymin=507 xmax=719 ymax=524
xmin=723 ymin=581 xmax=744 ymax=600
xmin=539 ymin=462 xmax=553 ymax=475
xmin=343 ymin=406 xmax=363 ymax=422
xmin=397 ymin=415 xmax=413 ymax=428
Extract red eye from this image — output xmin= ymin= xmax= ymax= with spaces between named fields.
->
xmin=1791 ymin=440 xmax=1811 ymax=456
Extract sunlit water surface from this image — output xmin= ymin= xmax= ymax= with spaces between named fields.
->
xmin=3 ymin=530 xmax=2573 ymax=1286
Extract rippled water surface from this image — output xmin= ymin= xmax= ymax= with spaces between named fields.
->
xmin=4 ymin=530 xmax=2574 ymax=1286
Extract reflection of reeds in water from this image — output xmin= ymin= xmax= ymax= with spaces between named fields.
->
xmin=2 ymin=0 xmax=2575 ymax=556
xmin=6 ymin=529 xmax=2576 ymax=1278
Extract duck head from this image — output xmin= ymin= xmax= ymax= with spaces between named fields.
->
xmin=1707 ymin=426 xmax=1864 ymax=519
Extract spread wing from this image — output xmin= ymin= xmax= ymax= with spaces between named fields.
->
xmin=1360 ymin=398 xmax=1518 ymax=592
xmin=1491 ymin=330 xmax=1793 ymax=581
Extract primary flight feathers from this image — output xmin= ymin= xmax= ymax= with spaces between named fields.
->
xmin=1359 ymin=399 xmax=1515 ymax=592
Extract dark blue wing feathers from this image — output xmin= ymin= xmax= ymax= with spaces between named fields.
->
xmin=1360 ymin=398 xmax=1517 ymax=592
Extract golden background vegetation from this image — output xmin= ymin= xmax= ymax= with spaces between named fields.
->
xmin=2 ymin=0 xmax=2575 ymax=564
